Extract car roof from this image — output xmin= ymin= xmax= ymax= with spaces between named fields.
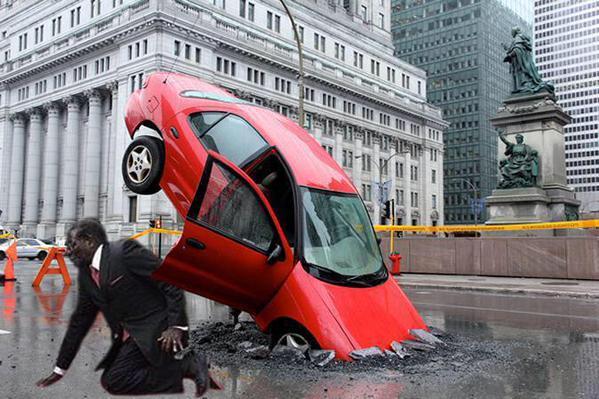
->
xmin=151 ymin=72 xmax=357 ymax=194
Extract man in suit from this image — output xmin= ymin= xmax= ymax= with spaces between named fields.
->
xmin=36 ymin=218 xmax=211 ymax=396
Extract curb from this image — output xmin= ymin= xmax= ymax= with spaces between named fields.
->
xmin=395 ymin=280 xmax=599 ymax=300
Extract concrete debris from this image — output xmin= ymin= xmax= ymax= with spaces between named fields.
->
xmin=349 ymin=346 xmax=384 ymax=360
xmin=234 ymin=323 xmax=243 ymax=331
xmin=270 ymin=344 xmax=307 ymax=362
xmin=245 ymin=345 xmax=270 ymax=359
xmin=309 ymin=350 xmax=336 ymax=367
xmin=391 ymin=341 xmax=410 ymax=359
xmin=237 ymin=341 xmax=254 ymax=350
xmin=402 ymin=340 xmax=436 ymax=352
xmin=384 ymin=350 xmax=397 ymax=357
xmin=410 ymin=329 xmax=444 ymax=346
xmin=428 ymin=326 xmax=447 ymax=337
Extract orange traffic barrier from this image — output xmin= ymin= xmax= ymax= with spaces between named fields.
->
xmin=32 ymin=247 xmax=72 ymax=287
xmin=0 ymin=240 xmax=17 ymax=282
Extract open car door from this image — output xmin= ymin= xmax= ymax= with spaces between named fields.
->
xmin=154 ymin=151 xmax=295 ymax=314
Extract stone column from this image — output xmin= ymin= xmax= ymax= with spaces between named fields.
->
xmin=105 ymin=81 xmax=119 ymax=224
xmin=0 ymin=115 xmax=14 ymax=221
xmin=38 ymin=102 xmax=61 ymax=239
xmin=390 ymin=141 xmax=398 ymax=223
xmin=372 ymin=135 xmax=381 ymax=222
xmin=420 ymin=144 xmax=429 ymax=225
xmin=403 ymin=143 xmax=412 ymax=223
xmin=334 ymin=123 xmax=343 ymax=166
xmin=352 ymin=130 xmax=363 ymax=192
xmin=83 ymin=89 xmax=103 ymax=218
xmin=22 ymin=108 xmax=44 ymax=236
xmin=57 ymin=96 xmax=82 ymax=237
xmin=7 ymin=114 xmax=26 ymax=230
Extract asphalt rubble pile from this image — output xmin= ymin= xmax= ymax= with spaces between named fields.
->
xmin=189 ymin=321 xmax=510 ymax=376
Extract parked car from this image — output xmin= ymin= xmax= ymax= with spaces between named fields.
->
xmin=0 ymin=238 xmax=52 ymax=261
xmin=123 ymin=72 xmax=427 ymax=359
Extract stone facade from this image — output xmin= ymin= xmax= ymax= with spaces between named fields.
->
xmin=0 ymin=0 xmax=446 ymax=242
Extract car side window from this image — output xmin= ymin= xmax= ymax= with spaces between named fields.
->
xmin=16 ymin=241 xmax=26 ymax=247
xmin=194 ymin=161 xmax=275 ymax=252
xmin=190 ymin=113 xmax=268 ymax=167
xmin=24 ymin=239 xmax=38 ymax=245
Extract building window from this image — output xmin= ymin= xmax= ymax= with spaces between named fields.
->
xmin=274 ymin=15 xmax=281 ymax=33
xmin=195 ymin=47 xmax=201 ymax=63
xmin=432 ymin=169 xmax=436 ymax=184
xmin=185 ymin=44 xmax=191 ymax=60
xmin=267 ymin=11 xmax=273 ymax=30
xmin=174 ymin=40 xmax=181 ymax=56
xmin=248 ymin=2 xmax=255 ymax=21
xmin=378 ymin=13 xmax=384 ymax=29
xmin=298 ymin=25 xmax=304 ymax=43
xmin=361 ymin=5 xmax=368 ymax=21
xmin=432 ymin=195 xmax=437 ymax=209
xmin=128 ymin=196 xmax=138 ymax=223
xmin=239 ymin=0 xmax=246 ymax=18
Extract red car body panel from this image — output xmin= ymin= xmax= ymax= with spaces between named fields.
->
xmin=255 ymin=264 xmax=427 ymax=360
xmin=124 ymin=72 xmax=428 ymax=359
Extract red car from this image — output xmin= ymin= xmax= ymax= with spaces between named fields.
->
xmin=123 ymin=72 xmax=427 ymax=359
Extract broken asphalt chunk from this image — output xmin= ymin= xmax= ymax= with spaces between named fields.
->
xmin=427 ymin=326 xmax=447 ymax=337
xmin=402 ymin=340 xmax=435 ymax=352
xmin=237 ymin=341 xmax=254 ymax=350
xmin=391 ymin=341 xmax=410 ymax=358
xmin=309 ymin=350 xmax=336 ymax=367
xmin=410 ymin=329 xmax=444 ymax=346
xmin=245 ymin=345 xmax=270 ymax=359
xmin=349 ymin=346 xmax=384 ymax=360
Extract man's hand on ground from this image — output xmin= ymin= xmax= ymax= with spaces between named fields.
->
xmin=36 ymin=372 xmax=63 ymax=387
xmin=157 ymin=326 xmax=184 ymax=353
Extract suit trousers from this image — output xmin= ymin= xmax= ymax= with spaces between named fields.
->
xmin=100 ymin=338 xmax=189 ymax=395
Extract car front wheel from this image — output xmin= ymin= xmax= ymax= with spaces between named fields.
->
xmin=122 ymin=136 xmax=165 ymax=195
xmin=37 ymin=251 xmax=48 ymax=261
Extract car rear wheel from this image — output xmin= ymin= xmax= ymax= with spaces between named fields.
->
xmin=122 ymin=136 xmax=164 ymax=195
xmin=0 ymin=251 xmax=5 ymax=260
xmin=37 ymin=251 xmax=48 ymax=261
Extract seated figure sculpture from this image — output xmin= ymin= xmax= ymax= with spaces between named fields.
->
xmin=498 ymin=133 xmax=539 ymax=189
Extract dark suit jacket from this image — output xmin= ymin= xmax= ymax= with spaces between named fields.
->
xmin=56 ymin=239 xmax=188 ymax=371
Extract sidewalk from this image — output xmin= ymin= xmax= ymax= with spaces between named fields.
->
xmin=395 ymin=273 xmax=599 ymax=299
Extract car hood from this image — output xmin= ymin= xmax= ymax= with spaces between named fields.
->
xmin=308 ymin=273 xmax=427 ymax=350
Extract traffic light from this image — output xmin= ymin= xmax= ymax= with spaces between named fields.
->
xmin=155 ymin=218 xmax=162 ymax=229
xmin=384 ymin=200 xmax=392 ymax=219
xmin=149 ymin=219 xmax=156 ymax=228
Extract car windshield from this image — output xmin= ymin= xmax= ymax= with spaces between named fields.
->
xmin=301 ymin=188 xmax=386 ymax=286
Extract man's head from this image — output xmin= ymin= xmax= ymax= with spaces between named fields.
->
xmin=511 ymin=26 xmax=520 ymax=37
xmin=65 ymin=219 xmax=108 ymax=268
xmin=516 ymin=134 xmax=524 ymax=144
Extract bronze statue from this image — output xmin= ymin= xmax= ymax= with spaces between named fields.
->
xmin=498 ymin=133 xmax=539 ymax=189
xmin=503 ymin=27 xmax=554 ymax=97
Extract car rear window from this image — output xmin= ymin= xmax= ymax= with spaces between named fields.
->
xmin=190 ymin=113 xmax=268 ymax=167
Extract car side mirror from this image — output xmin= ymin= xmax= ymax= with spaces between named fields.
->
xmin=376 ymin=237 xmax=382 ymax=245
xmin=267 ymin=244 xmax=284 ymax=265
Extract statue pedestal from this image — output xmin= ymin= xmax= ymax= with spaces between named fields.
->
xmin=486 ymin=91 xmax=580 ymax=228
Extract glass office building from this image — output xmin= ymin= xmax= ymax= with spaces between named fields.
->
xmin=391 ymin=0 xmax=533 ymax=224
xmin=535 ymin=0 xmax=599 ymax=215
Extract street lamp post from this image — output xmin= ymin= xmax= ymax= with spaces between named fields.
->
xmin=278 ymin=0 xmax=305 ymax=127
xmin=456 ymin=178 xmax=479 ymax=225
xmin=356 ymin=150 xmax=410 ymax=224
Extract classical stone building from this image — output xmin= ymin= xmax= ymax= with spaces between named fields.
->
xmin=0 ymin=0 xmax=445 ymax=241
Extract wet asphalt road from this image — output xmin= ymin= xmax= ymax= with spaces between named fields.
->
xmin=1 ymin=260 xmax=599 ymax=398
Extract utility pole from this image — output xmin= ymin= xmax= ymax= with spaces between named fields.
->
xmin=278 ymin=0 xmax=305 ymax=127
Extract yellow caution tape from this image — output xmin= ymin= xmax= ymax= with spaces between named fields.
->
xmin=129 ymin=228 xmax=182 ymax=240
xmin=375 ymin=219 xmax=599 ymax=233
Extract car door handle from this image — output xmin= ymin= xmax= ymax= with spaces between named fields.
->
xmin=186 ymin=238 xmax=206 ymax=250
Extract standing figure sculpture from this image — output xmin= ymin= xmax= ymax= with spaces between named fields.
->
xmin=503 ymin=27 xmax=554 ymax=97
xmin=498 ymin=133 xmax=539 ymax=189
